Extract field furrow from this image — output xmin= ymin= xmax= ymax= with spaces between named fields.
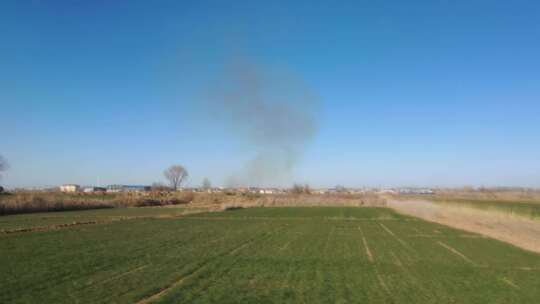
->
xmin=1 ymin=207 xmax=540 ymax=303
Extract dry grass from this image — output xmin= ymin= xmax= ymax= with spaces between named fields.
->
xmin=422 ymin=189 xmax=540 ymax=204
xmin=0 ymin=191 xmax=386 ymax=216
xmin=0 ymin=191 xmax=196 ymax=215
xmin=387 ymin=199 xmax=540 ymax=254
xmin=0 ymin=192 xmax=114 ymax=215
xmin=212 ymin=193 xmax=387 ymax=211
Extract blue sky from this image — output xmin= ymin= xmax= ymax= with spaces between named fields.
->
xmin=1 ymin=0 xmax=539 ymax=188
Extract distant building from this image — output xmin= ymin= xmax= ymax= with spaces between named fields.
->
xmin=106 ymin=185 xmax=150 ymax=193
xmin=83 ymin=187 xmax=107 ymax=193
xmin=327 ymin=187 xmax=349 ymax=194
xmin=398 ymin=188 xmax=434 ymax=195
xmin=60 ymin=184 xmax=80 ymax=193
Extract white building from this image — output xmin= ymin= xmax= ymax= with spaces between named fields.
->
xmin=83 ymin=187 xmax=107 ymax=193
xmin=60 ymin=184 xmax=80 ymax=193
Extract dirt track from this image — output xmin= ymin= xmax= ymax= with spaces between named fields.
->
xmin=387 ymin=199 xmax=540 ymax=254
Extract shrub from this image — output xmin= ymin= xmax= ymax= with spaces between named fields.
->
xmin=179 ymin=191 xmax=195 ymax=203
xmin=220 ymin=203 xmax=244 ymax=211
xmin=135 ymin=199 xmax=163 ymax=207
xmin=0 ymin=192 xmax=114 ymax=215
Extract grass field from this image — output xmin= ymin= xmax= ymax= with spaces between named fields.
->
xmin=1 ymin=207 xmax=540 ymax=303
xmin=0 ymin=206 xmax=199 ymax=231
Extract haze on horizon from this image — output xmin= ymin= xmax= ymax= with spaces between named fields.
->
xmin=1 ymin=1 xmax=539 ymax=189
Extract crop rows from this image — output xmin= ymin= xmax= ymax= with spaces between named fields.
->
xmin=1 ymin=207 xmax=540 ymax=303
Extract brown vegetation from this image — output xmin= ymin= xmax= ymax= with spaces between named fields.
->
xmin=0 ymin=191 xmax=197 ymax=215
xmin=410 ymin=188 xmax=540 ymax=204
xmin=0 ymin=191 xmax=386 ymax=216
xmin=212 ymin=192 xmax=387 ymax=211
xmin=387 ymin=199 xmax=540 ymax=254
xmin=0 ymin=192 xmax=114 ymax=215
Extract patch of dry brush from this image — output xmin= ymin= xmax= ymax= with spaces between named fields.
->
xmin=0 ymin=191 xmax=386 ymax=216
xmin=211 ymin=193 xmax=387 ymax=211
xmin=423 ymin=189 xmax=540 ymax=204
xmin=0 ymin=191 xmax=196 ymax=215
xmin=388 ymin=199 xmax=540 ymax=254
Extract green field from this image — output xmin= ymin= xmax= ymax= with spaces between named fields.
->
xmin=1 ymin=207 xmax=540 ymax=303
xmin=0 ymin=206 xmax=198 ymax=231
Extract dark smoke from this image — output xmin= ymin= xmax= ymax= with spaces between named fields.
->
xmin=209 ymin=60 xmax=319 ymax=186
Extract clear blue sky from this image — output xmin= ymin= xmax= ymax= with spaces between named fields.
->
xmin=1 ymin=0 xmax=539 ymax=188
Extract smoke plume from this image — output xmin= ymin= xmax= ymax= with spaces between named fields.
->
xmin=209 ymin=60 xmax=319 ymax=186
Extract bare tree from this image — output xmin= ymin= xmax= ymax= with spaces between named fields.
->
xmin=163 ymin=165 xmax=188 ymax=191
xmin=202 ymin=177 xmax=211 ymax=190
xmin=0 ymin=155 xmax=8 ymax=180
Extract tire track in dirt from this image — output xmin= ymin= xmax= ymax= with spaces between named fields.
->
xmin=0 ymin=220 xmax=107 ymax=234
xmin=136 ymin=224 xmax=288 ymax=304
xmin=407 ymin=234 xmax=487 ymax=239
xmin=186 ymin=224 xmax=290 ymax=302
xmin=378 ymin=222 xmax=415 ymax=253
xmin=376 ymin=273 xmax=391 ymax=295
xmin=499 ymin=277 xmax=520 ymax=289
xmin=0 ymin=213 xmax=199 ymax=235
xmin=136 ymin=238 xmax=260 ymax=304
xmin=437 ymin=241 xmax=476 ymax=266
xmin=185 ymin=216 xmax=416 ymax=222
xmin=358 ymin=226 xmax=374 ymax=263
xmin=358 ymin=224 xmax=394 ymax=301
xmin=390 ymin=251 xmax=432 ymax=299
xmin=99 ymin=265 xmax=150 ymax=285
xmin=278 ymin=229 xmax=303 ymax=253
